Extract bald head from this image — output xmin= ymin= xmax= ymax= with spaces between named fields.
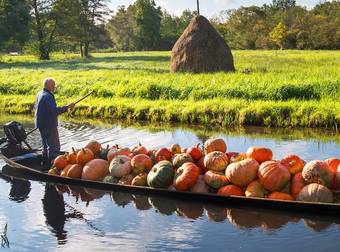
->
xmin=43 ymin=78 xmax=56 ymax=93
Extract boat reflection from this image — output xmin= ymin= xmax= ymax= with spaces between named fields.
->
xmin=0 ymin=172 xmax=31 ymax=203
xmin=52 ymin=184 xmax=340 ymax=233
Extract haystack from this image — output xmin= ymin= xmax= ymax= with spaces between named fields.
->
xmin=171 ymin=15 xmax=235 ymax=73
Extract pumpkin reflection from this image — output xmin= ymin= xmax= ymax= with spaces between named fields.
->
xmin=176 ymin=200 xmax=204 ymax=220
xmin=205 ymin=205 xmax=228 ymax=222
xmin=84 ymin=188 xmax=105 ymax=200
xmin=132 ymin=194 xmax=152 ymax=210
xmin=55 ymin=184 xmax=70 ymax=194
xmin=260 ymin=212 xmax=292 ymax=230
xmin=226 ymin=208 xmax=263 ymax=229
xmin=148 ymin=196 xmax=177 ymax=216
xmin=303 ymin=218 xmax=332 ymax=232
xmin=110 ymin=192 xmax=133 ymax=207
xmin=48 ymin=184 xmax=339 ymax=233
xmin=68 ymin=185 xmax=84 ymax=198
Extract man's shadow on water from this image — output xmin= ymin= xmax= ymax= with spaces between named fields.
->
xmin=1 ymin=171 xmax=71 ymax=245
xmin=42 ymin=184 xmax=68 ymax=245
xmin=42 ymin=184 xmax=105 ymax=245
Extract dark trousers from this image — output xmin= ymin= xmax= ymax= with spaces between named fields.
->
xmin=39 ymin=128 xmax=61 ymax=170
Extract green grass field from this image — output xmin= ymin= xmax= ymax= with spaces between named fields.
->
xmin=0 ymin=51 xmax=339 ymax=128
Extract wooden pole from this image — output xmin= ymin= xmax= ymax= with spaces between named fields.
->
xmin=197 ymin=0 xmax=200 ymax=15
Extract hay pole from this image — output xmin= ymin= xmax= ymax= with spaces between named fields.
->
xmin=196 ymin=0 xmax=200 ymax=15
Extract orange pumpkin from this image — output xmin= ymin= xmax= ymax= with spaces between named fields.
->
xmin=225 ymin=158 xmax=259 ymax=187
xmin=66 ymin=164 xmax=83 ymax=179
xmin=67 ymin=147 xmax=78 ymax=164
xmin=258 ymin=161 xmax=291 ymax=192
xmin=60 ymin=164 xmax=72 ymax=177
xmin=174 ymin=163 xmax=201 ymax=191
xmin=333 ymin=165 xmax=340 ymax=189
xmin=131 ymin=173 xmax=148 ymax=186
xmin=85 ymin=140 xmax=102 ymax=156
xmin=290 ymin=172 xmax=306 ymax=199
xmin=155 ymin=147 xmax=173 ymax=162
xmin=245 ymin=180 xmax=266 ymax=198
xmin=246 ymin=146 xmax=273 ymax=164
xmin=53 ymin=154 xmax=69 ymax=170
xmin=268 ymin=192 xmax=294 ymax=201
xmin=48 ymin=167 xmax=60 ymax=176
xmin=186 ymin=144 xmax=203 ymax=160
xmin=217 ymin=185 xmax=244 ymax=197
xmin=204 ymin=138 xmax=227 ymax=154
xmin=297 ymin=183 xmax=333 ymax=203
xmin=325 ymin=158 xmax=340 ymax=173
xmin=204 ymin=151 xmax=229 ymax=172
xmin=131 ymin=154 xmax=153 ymax=174
xmin=131 ymin=143 xmax=148 ymax=156
xmin=302 ymin=160 xmax=334 ymax=188
xmin=227 ymin=152 xmax=247 ymax=163
xmin=76 ymin=148 xmax=94 ymax=166
xmin=170 ymin=144 xmax=181 ymax=154
xmin=107 ymin=147 xmax=131 ymax=163
xmin=81 ymin=159 xmax=109 ymax=181
xmin=280 ymin=154 xmax=305 ymax=175
xmin=196 ymin=156 xmax=207 ymax=174
xmin=204 ymin=170 xmax=229 ymax=189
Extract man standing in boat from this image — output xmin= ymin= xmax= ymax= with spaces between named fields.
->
xmin=35 ymin=78 xmax=75 ymax=169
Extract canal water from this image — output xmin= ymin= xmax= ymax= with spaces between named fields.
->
xmin=0 ymin=115 xmax=339 ymax=251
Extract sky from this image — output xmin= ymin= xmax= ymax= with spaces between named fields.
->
xmin=108 ymin=0 xmax=323 ymax=18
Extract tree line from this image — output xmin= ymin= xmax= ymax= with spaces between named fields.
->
xmin=0 ymin=0 xmax=339 ymax=60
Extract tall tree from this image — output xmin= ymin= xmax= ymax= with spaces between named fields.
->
xmin=0 ymin=0 xmax=30 ymax=52
xmin=271 ymin=0 xmax=296 ymax=10
xmin=134 ymin=0 xmax=162 ymax=50
xmin=55 ymin=0 xmax=109 ymax=57
xmin=270 ymin=22 xmax=287 ymax=49
xmin=107 ymin=5 xmax=138 ymax=51
xmin=28 ymin=0 xmax=58 ymax=60
xmin=160 ymin=9 xmax=196 ymax=50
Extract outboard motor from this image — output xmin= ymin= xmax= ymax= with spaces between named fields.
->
xmin=0 ymin=121 xmax=32 ymax=158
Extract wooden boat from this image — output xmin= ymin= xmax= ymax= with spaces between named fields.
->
xmin=1 ymin=150 xmax=340 ymax=216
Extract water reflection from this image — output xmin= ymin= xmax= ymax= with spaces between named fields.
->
xmin=42 ymin=184 xmax=67 ymax=244
xmin=51 ymin=184 xmax=340 ymax=234
xmin=0 ymin=172 xmax=31 ymax=203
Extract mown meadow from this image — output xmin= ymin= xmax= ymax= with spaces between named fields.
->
xmin=0 ymin=50 xmax=339 ymax=128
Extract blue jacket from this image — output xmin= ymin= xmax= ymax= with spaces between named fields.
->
xmin=35 ymin=88 xmax=68 ymax=130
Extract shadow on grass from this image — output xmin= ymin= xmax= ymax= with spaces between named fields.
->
xmin=0 ymin=55 xmax=171 ymax=73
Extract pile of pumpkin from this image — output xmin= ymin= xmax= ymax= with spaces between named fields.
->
xmin=49 ymin=138 xmax=340 ymax=204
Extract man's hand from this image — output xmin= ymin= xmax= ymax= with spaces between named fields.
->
xmin=67 ymin=103 xmax=75 ymax=111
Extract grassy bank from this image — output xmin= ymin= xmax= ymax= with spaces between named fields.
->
xmin=0 ymin=51 xmax=339 ymax=128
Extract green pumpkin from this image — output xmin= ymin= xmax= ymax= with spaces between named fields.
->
xmin=147 ymin=161 xmax=174 ymax=188
xmin=99 ymin=145 xmax=110 ymax=160
xmin=103 ymin=176 xmax=120 ymax=184
xmin=172 ymin=153 xmax=194 ymax=169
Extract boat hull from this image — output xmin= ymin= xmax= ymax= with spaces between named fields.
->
xmin=1 ymin=152 xmax=340 ymax=216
